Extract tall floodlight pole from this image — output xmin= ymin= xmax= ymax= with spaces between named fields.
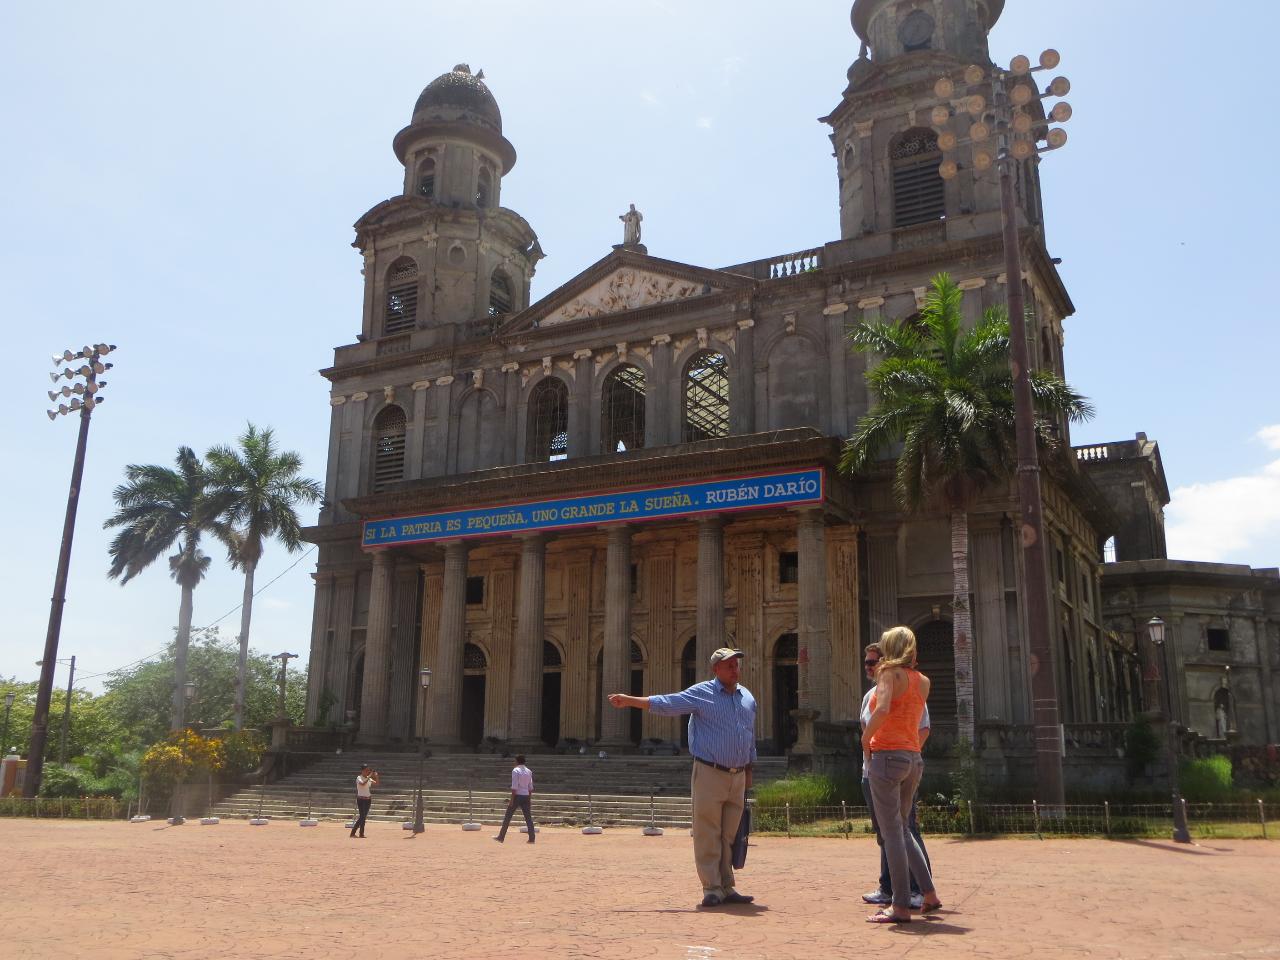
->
xmin=931 ymin=52 xmax=1073 ymax=808
xmin=25 ymin=344 xmax=115 ymax=798
xmin=413 ymin=667 xmax=432 ymax=835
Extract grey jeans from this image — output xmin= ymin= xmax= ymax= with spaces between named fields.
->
xmin=867 ymin=750 xmax=934 ymax=911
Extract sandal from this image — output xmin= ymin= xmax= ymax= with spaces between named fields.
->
xmin=921 ymin=901 xmax=944 ymax=914
xmin=867 ymin=910 xmax=911 ymax=924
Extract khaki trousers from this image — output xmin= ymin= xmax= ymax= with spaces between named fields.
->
xmin=690 ymin=761 xmax=746 ymax=898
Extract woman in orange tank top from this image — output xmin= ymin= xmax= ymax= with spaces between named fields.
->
xmin=861 ymin=626 xmax=943 ymax=923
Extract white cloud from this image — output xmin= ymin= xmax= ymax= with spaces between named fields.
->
xmin=696 ymin=116 xmax=713 ymax=129
xmin=1165 ymin=425 xmax=1280 ymax=563
xmin=640 ymin=90 xmax=659 ymax=106
xmin=260 ymin=597 xmax=292 ymax=611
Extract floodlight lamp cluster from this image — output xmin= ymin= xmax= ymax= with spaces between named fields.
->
xmin=45 ymin=343 xmax=116 ymax=420
xmin=930 ymin=49 xmax=1073 ymax=181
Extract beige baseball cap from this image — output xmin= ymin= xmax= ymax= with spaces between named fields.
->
xmin=709 ymin=647 xmax=745 ymax=667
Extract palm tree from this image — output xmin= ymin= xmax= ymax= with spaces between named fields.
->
xmin=206 ymin=424 xmax=322 ymax=731
xmin=104 ymin=447 xmax=223 ymax=731
xmin=840 ymin=272 xmax=1093 ymax=744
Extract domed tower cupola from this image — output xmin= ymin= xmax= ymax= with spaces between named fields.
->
xmin=852 ymin=0 xmax=1003 ymax=66
xmin=393 ymin=64 xmax=517 ymax=210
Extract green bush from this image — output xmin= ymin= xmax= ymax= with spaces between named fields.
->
xmin=1180 ymin=755 xmax=1233 ymax=802
xmin=1125 ymin=718 xmax=1161 ymax=778
xmin=753 ymin=773 xmax=862 ymax=808
xmin=221 ymin=730 xmax=266 ymax=775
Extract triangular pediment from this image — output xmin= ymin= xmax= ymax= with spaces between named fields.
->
xmin=502 ymin=249 xmax=754 ymax=334
xmin=542 ymin=267 xmax=719 ymax=326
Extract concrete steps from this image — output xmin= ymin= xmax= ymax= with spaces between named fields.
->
xmin=210 ymin=754 xmax=787 ymax=828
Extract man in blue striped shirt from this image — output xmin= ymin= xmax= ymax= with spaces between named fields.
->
xmin=609 ymin=647 xmax=757 ymax=908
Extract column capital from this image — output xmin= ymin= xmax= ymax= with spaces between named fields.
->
xmin=822 ymin=302 xmax=850 ymax=316
xmin=651 ymin=334 xmax=672 ymax=345
xmin=857 ymin=296 xmax=885 ymax=310
xmin=350 ymin=391 xmax=369 ymax=402
xmin=371 ymin=550 xmax=394 ymax=568
xmin=411 ymin=379 xmax=431 ymax=391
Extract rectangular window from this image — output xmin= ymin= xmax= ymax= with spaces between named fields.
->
xmin=466 ymin=576 xmax=485 ymax=606
xmin=779 ymin=551 xmax=799 ymax=585
xmin=1206 ymin=628 xmax=1230 ymax=652
xmin=630 ymin=563 xmax=639 ymax=596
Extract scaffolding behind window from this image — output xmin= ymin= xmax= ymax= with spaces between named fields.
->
xmin=488 ymin=271 xmax=513 ymax=317
xmin=682 ymin=351 xmax=730 ymax=442
xmin=528 ymin=377 xmax=569 ymax=462
xmin=601 ymin=364 xmax=646 ymax=453
xmin=891 ymin=129 xmax=945 ymax=228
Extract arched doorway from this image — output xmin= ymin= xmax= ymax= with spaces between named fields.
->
xmin=680 ymin=638 xmax=697 ymax=748
xmin=772 ymin=633 xmax=799 ymax=754
xmin=461 ymin=642 xmax=487 ymax=748
xmin=915 ymin=620 xmax=955 ymax=732
xmin=593 ymin=642 xmax=646 ymax=745
xmin=541 ymin=640 xmax=563 ymax=748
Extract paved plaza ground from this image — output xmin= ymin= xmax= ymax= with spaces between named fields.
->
xmin=5 ymin=820 xmax=1279 ymax=960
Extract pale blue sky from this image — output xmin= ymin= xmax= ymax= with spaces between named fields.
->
xmin=3 ymin=1 xmax=1277 ymax=694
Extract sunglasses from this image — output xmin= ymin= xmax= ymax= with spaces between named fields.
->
xmin=863 ymin=659 xmax=879 ymax=666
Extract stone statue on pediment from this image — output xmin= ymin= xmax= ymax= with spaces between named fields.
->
xmin=619 ymin=203 xmax=643 ymax=246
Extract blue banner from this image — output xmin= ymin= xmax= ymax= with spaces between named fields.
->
xmin=362 ymin=468 xmax=824 ymax=547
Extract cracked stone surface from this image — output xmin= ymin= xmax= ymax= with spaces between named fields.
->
xmin=6 ymin=821 xmax=1279 ymax=959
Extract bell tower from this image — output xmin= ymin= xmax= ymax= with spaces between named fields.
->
xmin=353 ymin=64 xmax=543 ymax=343
xmin=823 ymin=1 xmax=1040 ymax=244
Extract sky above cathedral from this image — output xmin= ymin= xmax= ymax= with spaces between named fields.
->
xmin=2 ymin=1 xmax=1277 ymax=692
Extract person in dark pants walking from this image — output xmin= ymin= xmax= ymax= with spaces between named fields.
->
xmin=350 ymin=764 xmax=378 ymax=838
xmin=493 ymin=755 xmax=535 ymax=843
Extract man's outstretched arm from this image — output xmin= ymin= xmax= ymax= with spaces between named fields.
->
xmin=608 ymin=693 xmax=651 ymax=710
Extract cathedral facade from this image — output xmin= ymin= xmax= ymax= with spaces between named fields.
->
xmin=300 ymin=0 xmax=1277 ymax=783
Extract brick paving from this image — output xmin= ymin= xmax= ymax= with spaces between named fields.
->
xmin=5 ymin=820 xmax=1279 ymax=960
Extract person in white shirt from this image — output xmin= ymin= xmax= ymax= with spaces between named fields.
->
xmin=493 ymin=755 xmax=535 ymax=844
xmin=350 ymin=764 xmax=379 ymax=838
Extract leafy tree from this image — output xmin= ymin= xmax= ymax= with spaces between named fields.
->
xmin=103 ymin=447 xmax=228 ymax=731
xmin=206 ymin=424 xmax=321 ymax=730
xmin=100 ymin=628 xmax=307 ymax=745
xmin=840 ymin=272 xmax=1093 ymax=743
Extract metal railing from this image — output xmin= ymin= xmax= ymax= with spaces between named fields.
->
xmin=752 ymin=800 xmax=1277 ymax=840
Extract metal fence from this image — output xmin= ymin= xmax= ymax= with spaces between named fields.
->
xmin=0 ymin=797 xmax=125 ymax=820
xmin=753 ymin=800 xmax=1277 ymax=840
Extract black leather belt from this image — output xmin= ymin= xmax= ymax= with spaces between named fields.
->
xmin=694 ymin=756 xmax=747 ymax=774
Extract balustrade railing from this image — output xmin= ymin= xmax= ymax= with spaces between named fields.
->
xmin=720 ymin=248 xmax=823 ymax=280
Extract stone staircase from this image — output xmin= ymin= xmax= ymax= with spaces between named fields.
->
xmin=209 ymin=753 xmax=789 ymax=828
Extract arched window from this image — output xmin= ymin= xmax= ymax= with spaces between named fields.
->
xmin=601 ymin=364 xmax=646 ymax=453
xmin=417 ymin=157 xmax=436 ymax=199
xmin=527 ymin=377 xmax=569 ymax=463
xmin=476 ymin=168 xmax=492 ymax=208
xmin=682 ymin=351 xmax=730 ymax=443
xmin=543 ymin=641 xmax=563 ymax=669
xmin=488 ymin=271 xmax=513 ymax=317
xmin=372 ymin=405 xmax=407 ymax=492
xmin=891 ymin=129 xmax=945 ymax=228
xmin=464 ymin=643 xmax=488 ymax=672
xmin=384 ymin=258 xmax=418 ymax=335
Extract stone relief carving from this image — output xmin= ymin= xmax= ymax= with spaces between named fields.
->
xmin=542 ymin=269 xmax=716 ymax=326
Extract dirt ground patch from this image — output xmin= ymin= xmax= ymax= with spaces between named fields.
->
xmin=6 ymin=820 xmax=1278 ymax=959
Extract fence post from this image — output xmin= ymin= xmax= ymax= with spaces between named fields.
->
xmin=1032 ymin=799 xmax=1040 ymax=836
xmin=1104 ymin=800 xmax=1111 ymax=836
xmin=967 ymin=799 xmax=976 ymax=835
xmin=785 ymin=802 xmax=792 ymax=838
xmin=1259 ymin=799 xmax=1268 ymax=840
xmin=841 ymin=800 xmax=848 ymax=838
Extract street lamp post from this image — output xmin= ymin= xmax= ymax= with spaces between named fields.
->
xmin=413 ymin=667 xmax=432 ymax=835
xmin=26 ymin=343 xmax=115 ymax=798
xmin=35 ymin=656 xmax=77 ymax=764
xmin=1148 ymin=616 xmax=1191 ymax=843
xmin=931 ymin=52 xmax=1073 ymax=809
xmin=271 ymin=652 xmax=300 ymax=721
xmin=2 ymin=692 xmax=15 ymax=755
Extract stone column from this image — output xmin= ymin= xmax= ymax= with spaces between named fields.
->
xmin=387 ymin=565 xmax=420 ymax=741
xmin=599 ymin=525 xmax=632 ymax=745
xmin=430 ymin=541 xmax=469 ymax=746
xmin=731 ymin=319 xmax=755 ymax=434
xmin=696 ymin=517 xmax=726 ymax=668
xmin=973 ymin=524 xmax=1012 ymax=723
xmin=509 ymin=534 xmax=547 ymax=746
xmin=304 ymin=572 xmax=334 ymax=723
xmin=643 ymin=544 xmax=677 ymax=743
xmin=1256 ymin=616 xmax=1277 ymax=743
xmin=823 ymin=303 xmax=849 ymax=438
xmin=406 ymin=381 xmax=430 ymax=480
xmin=357 ymin=552 xmax=395 ymax=742
xmin=796 ymin=509 xmax=831 ymax=720
xmin=330 ymin=573 xmax=357 ymax=721
xmin=647 ymin=335 xmax=672 ymax=447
